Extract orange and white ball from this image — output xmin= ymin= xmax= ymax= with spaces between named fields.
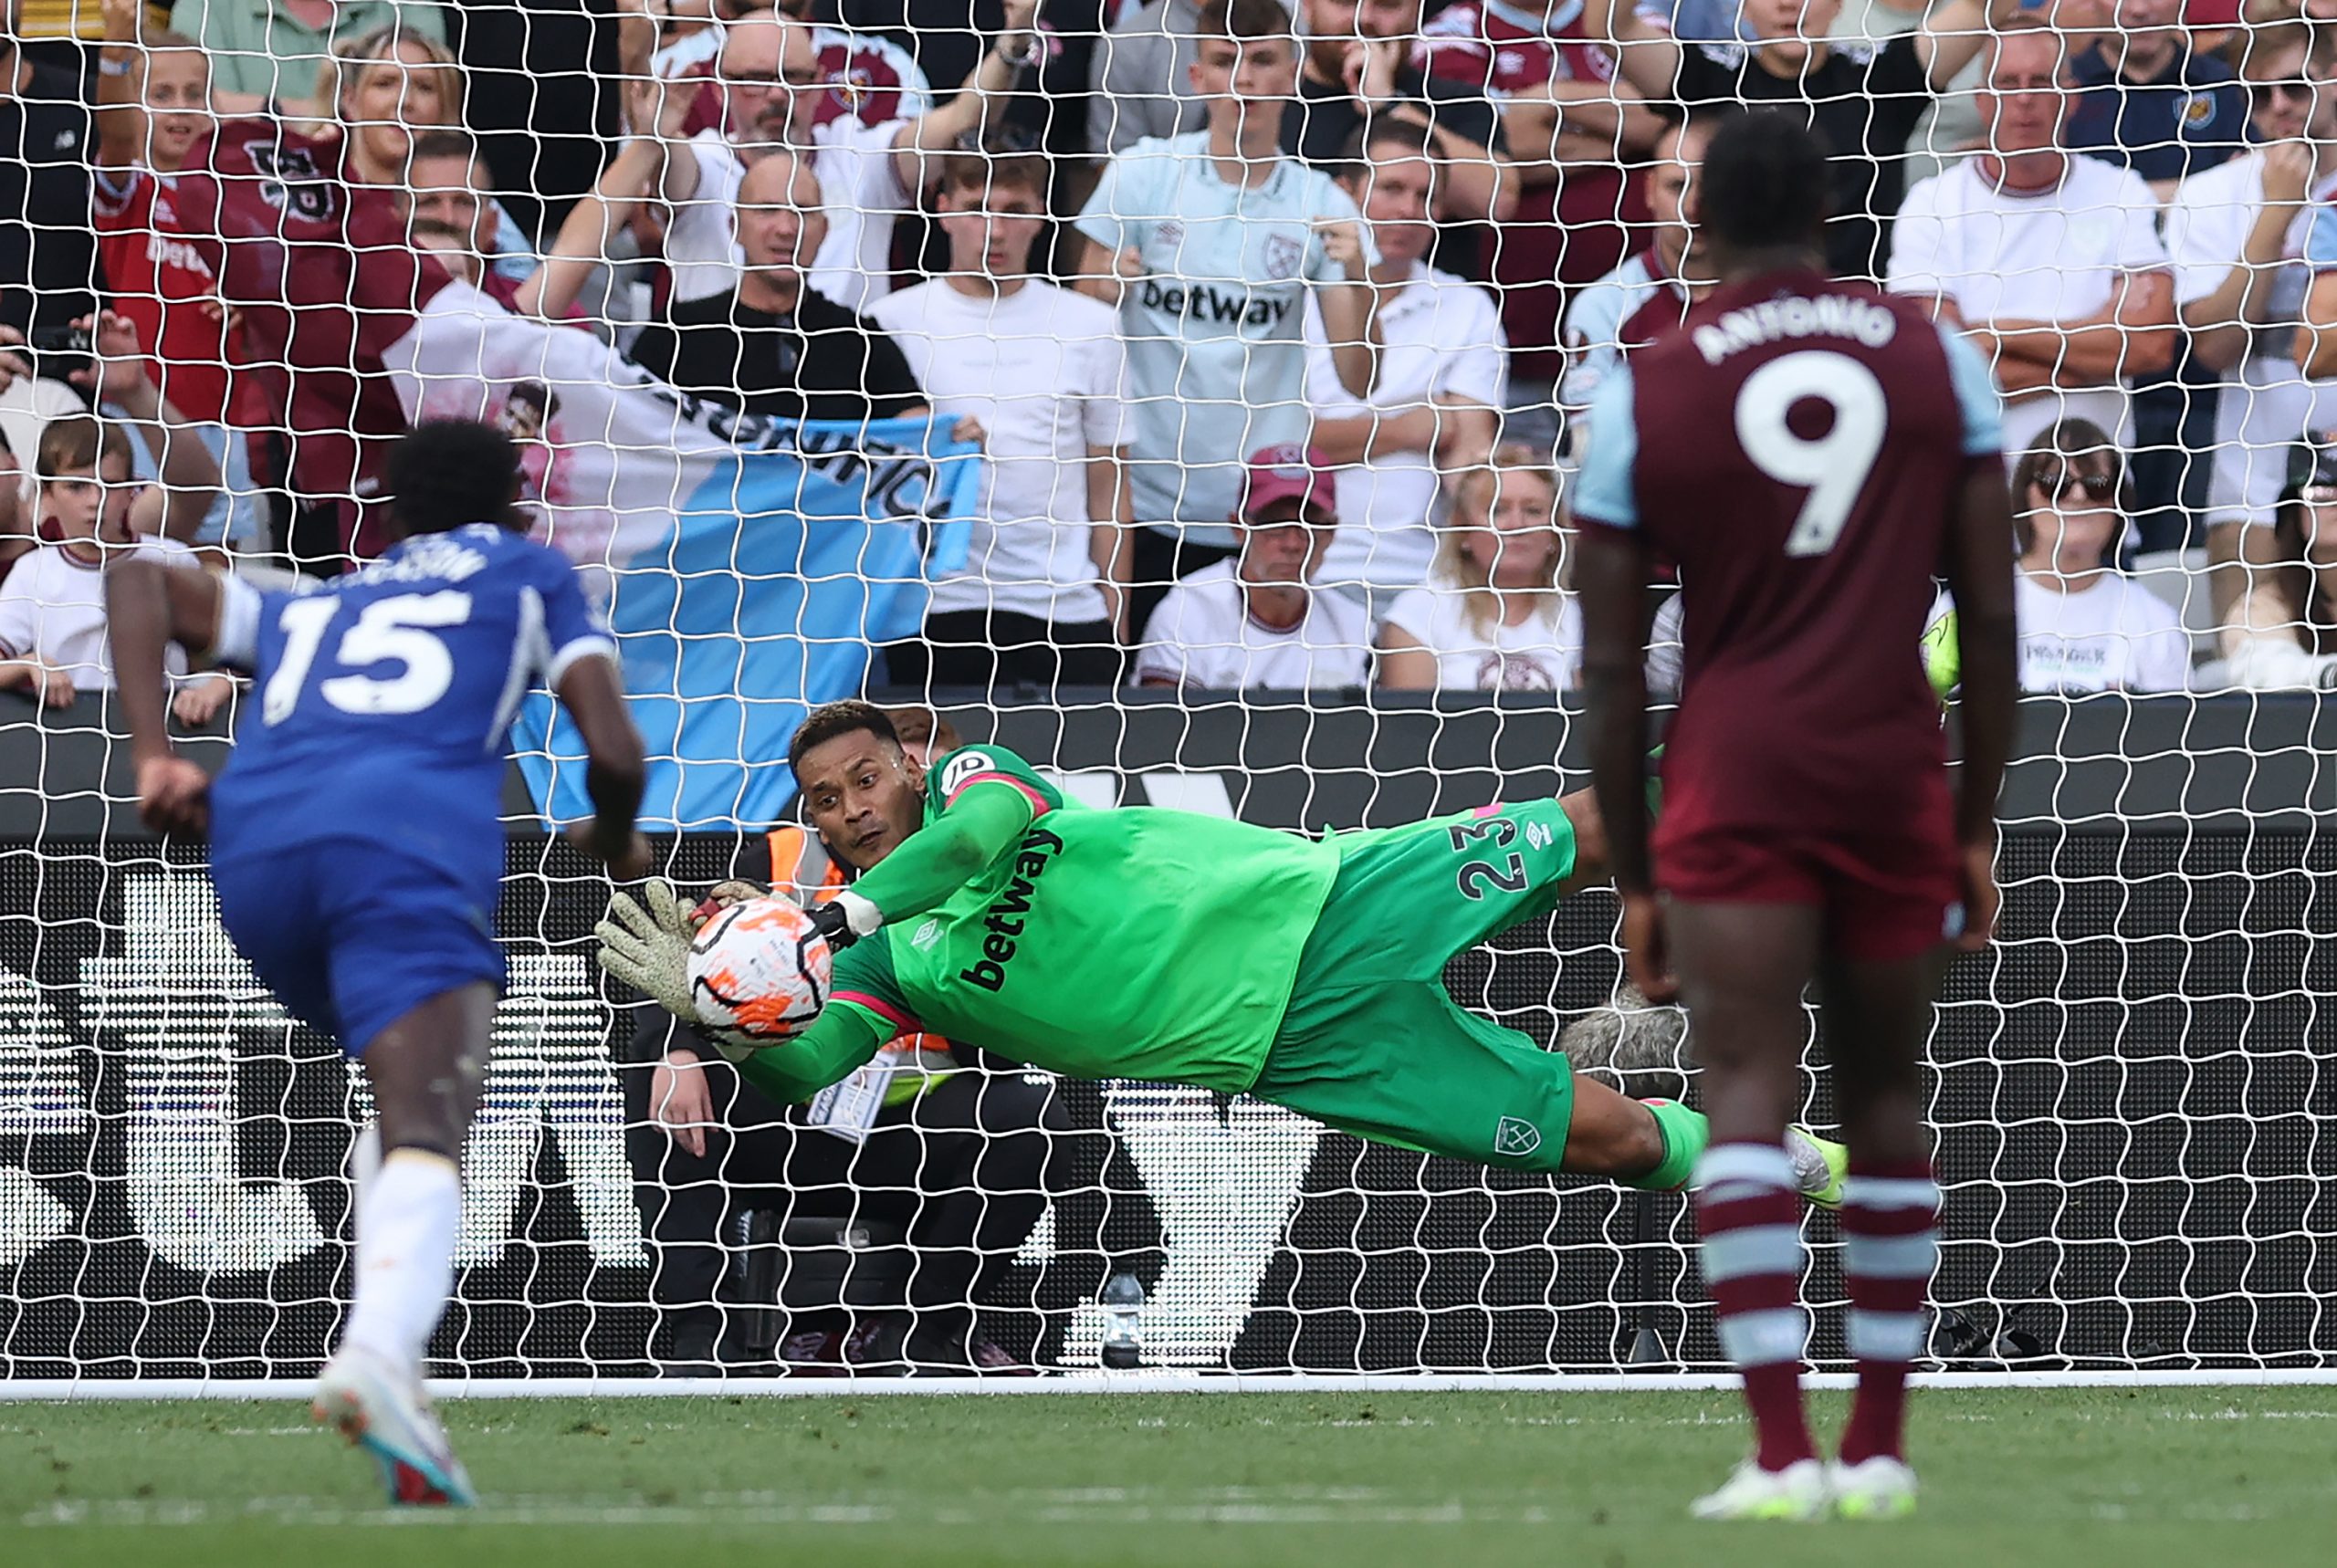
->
xmin=686 ymin=896 xmax=833 ymax=1045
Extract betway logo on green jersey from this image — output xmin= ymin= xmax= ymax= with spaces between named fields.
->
xmin=1137 ymin=277 xmax=1291 ymax=328
xmin=958 ymin=826 xmax=1066 ymax=993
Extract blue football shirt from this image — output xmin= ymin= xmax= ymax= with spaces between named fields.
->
xmin=206 ymin=524 xmax=615 ymax=881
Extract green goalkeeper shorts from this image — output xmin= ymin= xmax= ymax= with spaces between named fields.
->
xmin=1251 ymin=798 xmax=1583 ymax=1175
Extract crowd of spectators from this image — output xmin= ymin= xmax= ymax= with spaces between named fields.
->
xmin=21 ymin=0 xmax=2337 ymax=720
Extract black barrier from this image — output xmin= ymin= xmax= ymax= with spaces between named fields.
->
xmin=16 ymin=689 xmax=2337 ymax=837
xmin=3 ymin=692 xmax=2334 ymax=1373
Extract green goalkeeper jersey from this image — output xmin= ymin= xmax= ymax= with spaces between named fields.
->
xmin=763 ymin=744 xmax=1340 ymax=1097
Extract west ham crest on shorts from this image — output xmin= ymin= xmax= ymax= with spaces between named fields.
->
xmin=1494 ymin=1115 xmax=1542 ymax=1157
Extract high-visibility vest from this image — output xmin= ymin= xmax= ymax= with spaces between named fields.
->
xmin=765 ymin=826 xmax=957 ymax=1087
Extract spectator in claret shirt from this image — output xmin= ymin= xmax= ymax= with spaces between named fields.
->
xmin=1410 ymin=0 xmax=1663 ymax=458
xmin=90 ymin=8 xmax=267 ymax=551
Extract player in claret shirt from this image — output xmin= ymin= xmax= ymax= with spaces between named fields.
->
xmin=119 ymin=80 xmax=466 ymax=560
xmin=1574 ymin=112 xmax=2018 ymax=1521
xmin=598 ymin=702 xmax=1853 ymax=1224
xmin=105 ymin=421 xmax=650 ymax=1506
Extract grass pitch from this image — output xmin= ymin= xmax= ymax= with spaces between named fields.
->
xmin=3 ymin=1387 xmax=2330 ymax=1567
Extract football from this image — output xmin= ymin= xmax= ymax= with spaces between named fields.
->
xmin=686 ymin=895 xmax=833 ymax=1047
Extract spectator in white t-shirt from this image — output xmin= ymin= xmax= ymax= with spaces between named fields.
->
xmin=2166 ymin=22 xmax=2337 ymax=625
xmin=0 ymin=412 xmax=231 ymax=718
xmin=1888 ymin=19 xmax=2175 ymax=460
xmin=1939 ymin=419 xmax=2190 ymax=695
xmin=875 ymin=153 xmax=1136 ymax=692
xmin=1133 ymin=444 xmax=1370 ymax=691
xmin=532 ymin=2 xmax=1037 ymax=320
xmin=1304 ymin=116 xmax=1504 ymax=619
xmin=1377 ymin=446 xmax=1580 ymax=692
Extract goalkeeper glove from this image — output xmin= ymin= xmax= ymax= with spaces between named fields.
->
xmin=594 ymin=878 xmax=698 ymax=1019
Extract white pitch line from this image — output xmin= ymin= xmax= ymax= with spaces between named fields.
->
xmin=5 ymin=1499 xmax=1633 ymax=1531
xmin=5 ymin=1368 xmax=2337 ymax=1401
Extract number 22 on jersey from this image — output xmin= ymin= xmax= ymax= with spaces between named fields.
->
xmin=261 ymin=591 xmax=473 ymax=724
xmin=1734 ymin=349 xmax=1888 ymax=559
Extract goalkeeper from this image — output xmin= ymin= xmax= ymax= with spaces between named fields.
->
xmin=601 ymin=701 xmax=1845 ymax=1199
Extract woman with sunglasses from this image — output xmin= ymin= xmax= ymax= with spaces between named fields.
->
xmin=1987 ymin=420 xmax=2193 ymax=695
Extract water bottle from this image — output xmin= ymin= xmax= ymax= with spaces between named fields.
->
xmin=1099 ymin=1271 xmax=1145 ymax=1369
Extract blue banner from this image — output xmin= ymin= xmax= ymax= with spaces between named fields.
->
xmin=512 ymin=415 xmax=980 ymax=831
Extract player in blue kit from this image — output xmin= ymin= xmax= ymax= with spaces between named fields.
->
xmin=105 ymin=420 xmax=649 ymax=1506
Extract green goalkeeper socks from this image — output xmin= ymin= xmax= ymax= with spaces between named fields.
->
xmin=1628 ymin=1098 xmax=1708 ymax=1192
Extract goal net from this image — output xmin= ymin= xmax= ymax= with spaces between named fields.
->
xmin=2 ymin=3 xmax=2334 ymax=1386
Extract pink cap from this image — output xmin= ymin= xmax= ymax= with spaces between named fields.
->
xmin=1239 ymin=444 xmax=1336 ymax=524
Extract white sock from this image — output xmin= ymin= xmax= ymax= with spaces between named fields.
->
xmin=340 ymin=1148 xmax=461 ymax=1373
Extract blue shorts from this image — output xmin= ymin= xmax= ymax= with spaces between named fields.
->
xmin=211 ymin=839 xmax=506 ymax=1054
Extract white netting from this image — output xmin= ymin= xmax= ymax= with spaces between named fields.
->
xmin=1 ymin=0 xmax=2333 ymax=1385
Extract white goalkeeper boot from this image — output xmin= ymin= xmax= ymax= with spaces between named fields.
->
xmin=1688 ymin=1457 xmax=1830 ymax=1521
xmin=1829 ymin=1455 xmax=1920 ymax=1520
xmin=312 ymin=1345 xmax=477 ymax=1507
